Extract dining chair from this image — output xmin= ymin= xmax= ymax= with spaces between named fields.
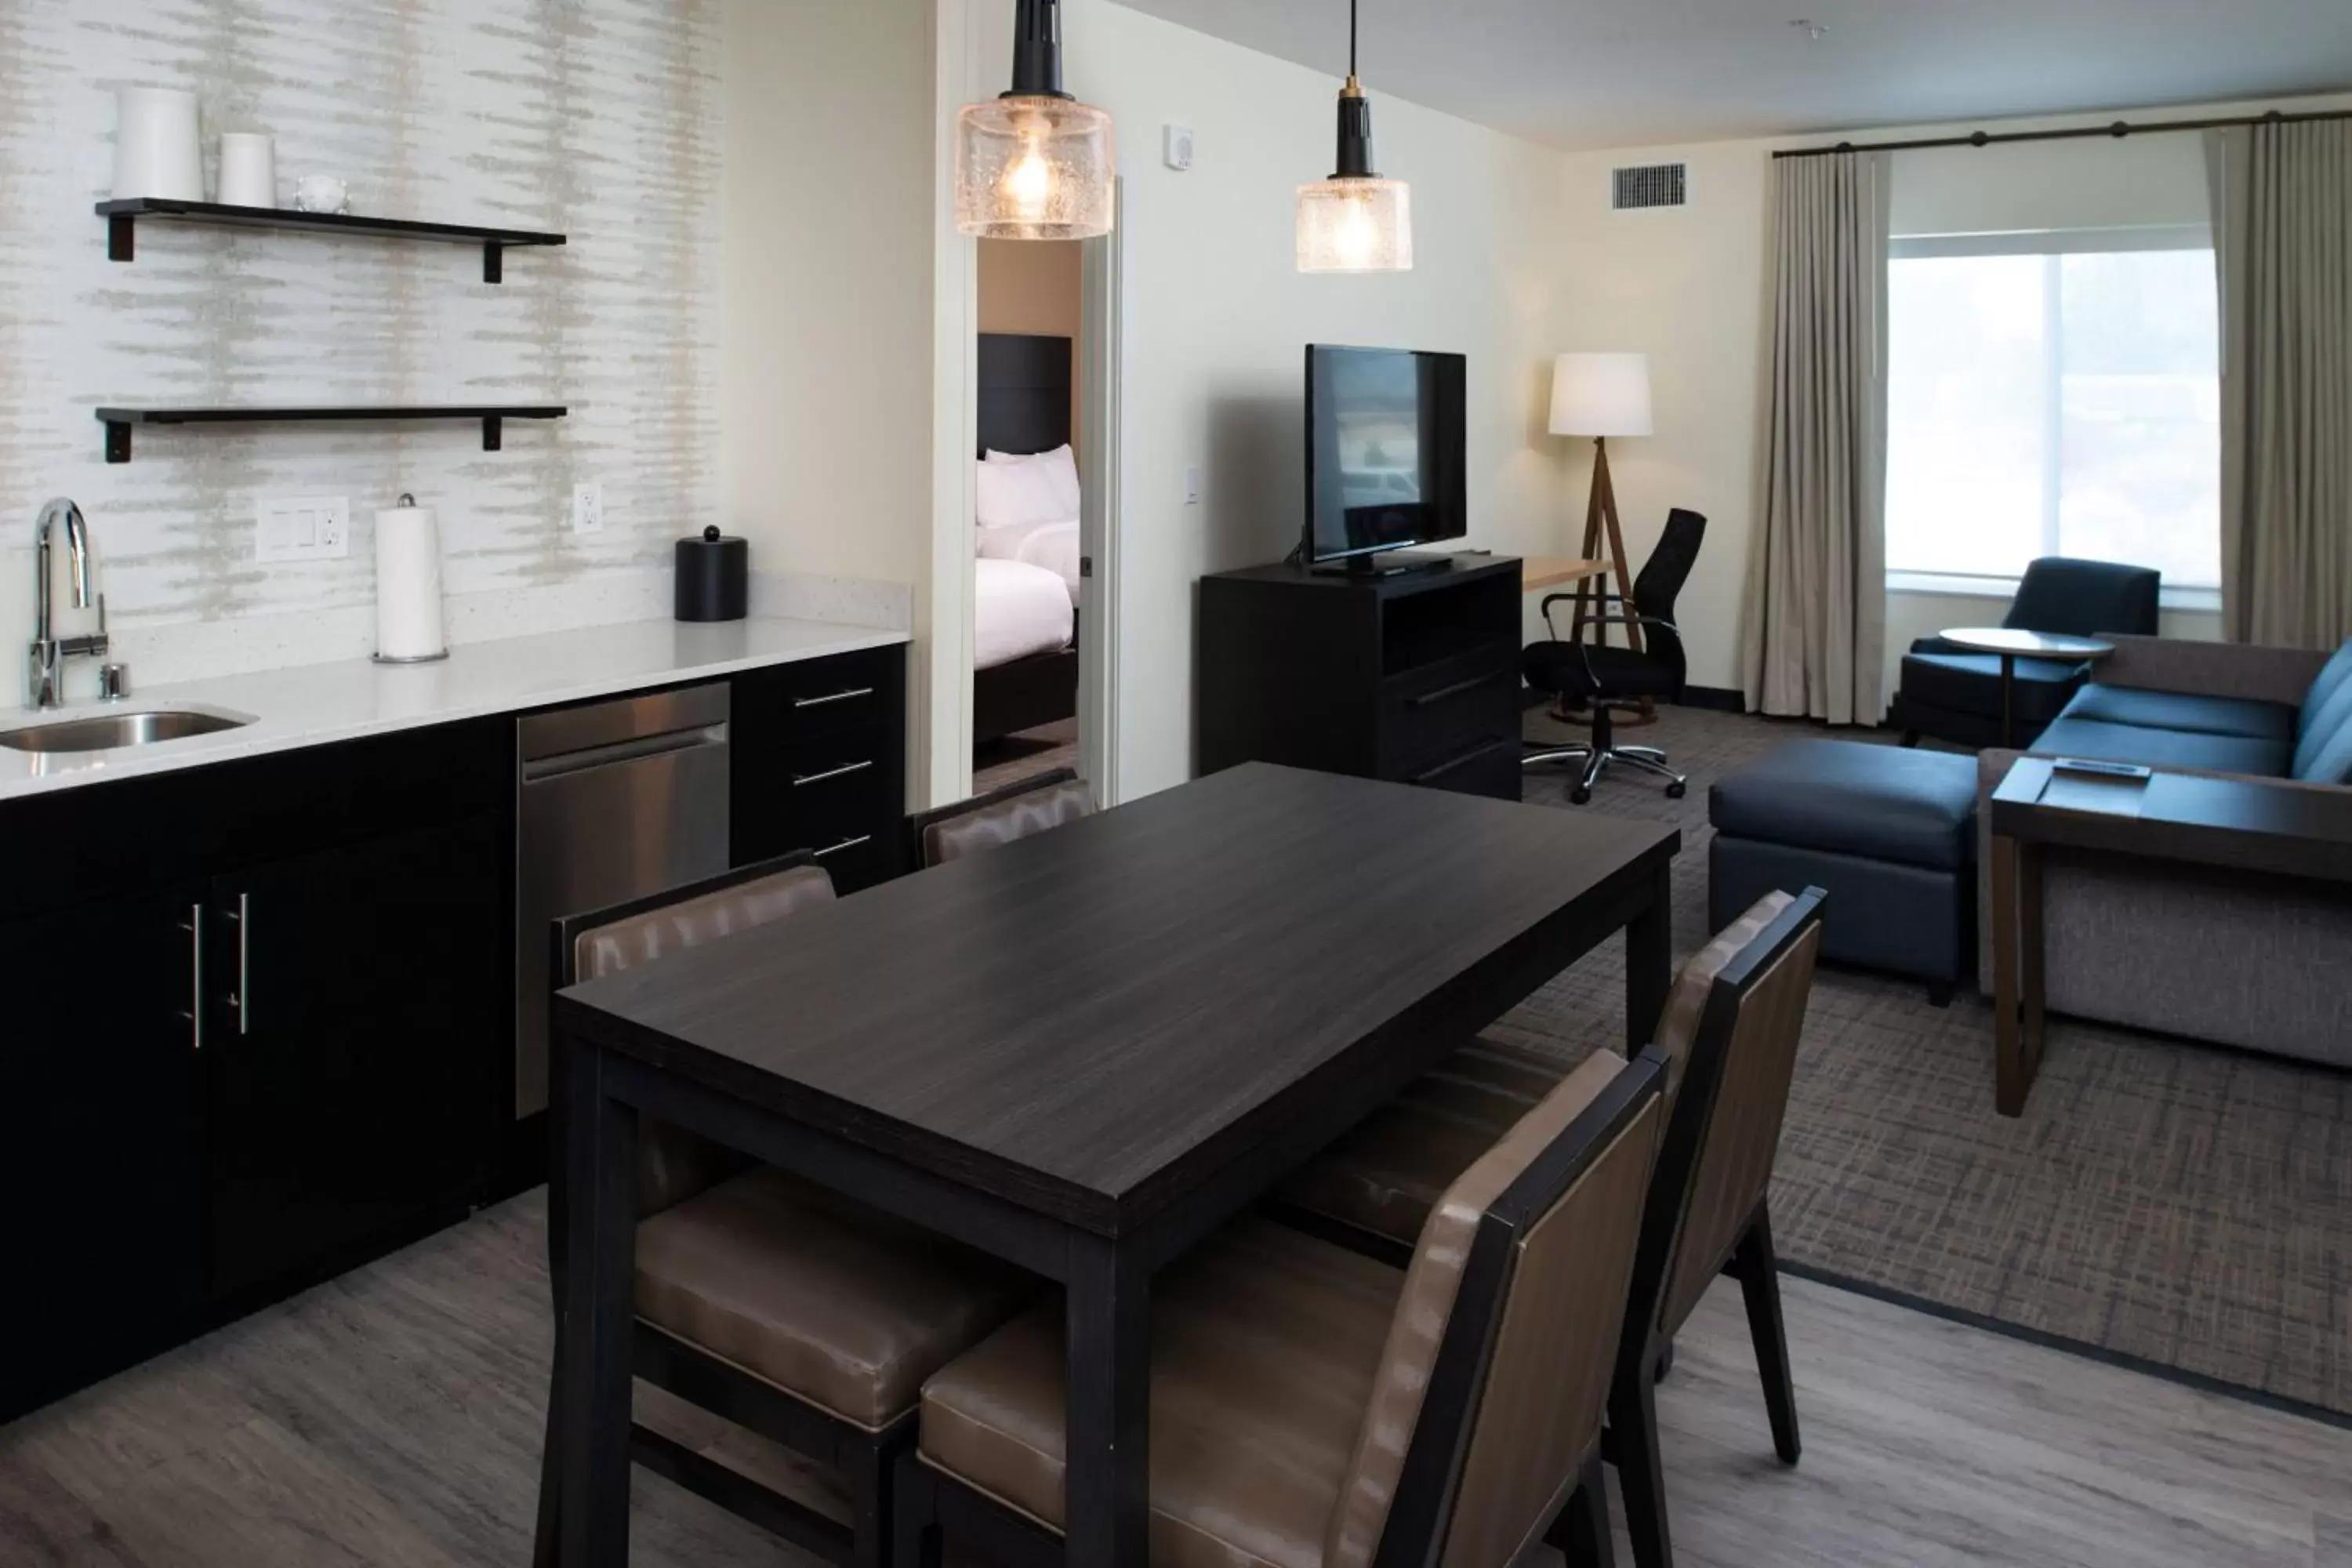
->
xmin=1272 ymin=887 xmax=1828 ymax=1568
xmin=534 ymin=853 xmax=1038 ymax=1568
xmin=906 ymin=767 xmax=1094 ymax=869
xmin=890 ymin=1044 xmax=1671 ymax=1568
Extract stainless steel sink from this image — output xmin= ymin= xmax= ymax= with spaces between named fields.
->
xmin=0 ymin=708 xmax=253 ymax=754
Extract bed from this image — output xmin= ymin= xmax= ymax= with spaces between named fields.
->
xmin=974 ymin=332 xmax=1080 ymax=746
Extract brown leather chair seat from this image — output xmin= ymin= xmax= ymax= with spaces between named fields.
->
xmin=1278 ymin=895 xmax=1791 ymax=1251
xmin=920 ymin=1217 xmax=1400 ymax=1568
xmin=636 ymin=1167 xmax=1037 ymax=1432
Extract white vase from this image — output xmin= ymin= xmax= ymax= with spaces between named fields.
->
xmin=112 ymin=87 xmax=204 ymax=201
xmin=216 ymin=132 xmax=276 ymax=208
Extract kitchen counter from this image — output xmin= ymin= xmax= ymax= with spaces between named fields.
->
xmin=0 ymin=616 xmax=909 ymax=802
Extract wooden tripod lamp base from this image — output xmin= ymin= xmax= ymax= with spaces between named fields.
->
xmin=1548 ymin=350 xmax=1655 ymax=724
xmin=1566 ymin=436 xmax=1643 ymax=655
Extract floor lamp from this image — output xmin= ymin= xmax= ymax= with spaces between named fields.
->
xmin=1549 ymin=352 xmax=1653 ymax=655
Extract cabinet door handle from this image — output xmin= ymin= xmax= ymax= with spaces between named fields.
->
xmin=1409 ymin=673 xmax=1498 ymax=709
xmin=793 ymin=687 xmax=875 ymax=710
xmin=791 ymin=759 xmax=876 ymax=787
xmin=813 ymin=833 xmax=873 ymax=858
xmin=223 ymin=892 xmax=250 ymax=1036
xmin=1410 ymin=737 xmax=1514 ymax=785
xmin=178 ymin=904 xmax=204 ymax=1052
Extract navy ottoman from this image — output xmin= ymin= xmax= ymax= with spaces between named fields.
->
xmin=1710 ymin=740 xmax=1978 ymax=1000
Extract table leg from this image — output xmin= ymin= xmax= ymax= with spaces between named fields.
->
xmin=1064 ymin=1235 xmax=1150 ymax=1566
xmin=1998 ymin=655 xmax=2016 ymax=749
xmin=1991 ymin=834 xmax=2024 ymax=1117
xmin=556 ymin=1038 xmax=638 ymax=1568
xmin=2019 ymin=841 xmax=2046 ymax=1094
xmin=1625 ymin=862 xmax=1672 ymax=1053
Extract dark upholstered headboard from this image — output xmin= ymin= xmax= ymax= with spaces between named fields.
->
xmin=978 ymin=332 xmax=1073 ymax=459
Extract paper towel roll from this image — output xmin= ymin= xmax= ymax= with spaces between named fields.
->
xmin=113 ymin=88 xmax=204 ymax=202
xmin=375 ymin=497 xmax=448 ymax=663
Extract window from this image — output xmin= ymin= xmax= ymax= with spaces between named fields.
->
xmin=1885 ymin=229 xmax=2222 ymax=592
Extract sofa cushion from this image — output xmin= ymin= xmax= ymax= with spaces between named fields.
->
xmin=2292 ymin=673 xmax=2352 ymax=777
xmin=2059 ymin=684 xmax=2297 ymax=742
xmin=2303 ymin=640 xmax=2352 ymax=734
xmin=1899 ymin=652 xmax=2087 ymax=724
xmin=2296 ymin=710 xmax=2352 ymax=785
xmin=1710 ymin=740 xmax=1978 ymax=871
xmin=2031 ymin=717 xmax=2292 ymax=778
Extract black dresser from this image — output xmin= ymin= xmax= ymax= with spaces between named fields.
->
xmin=1198 ymin=555 xmax=1523 ymax=800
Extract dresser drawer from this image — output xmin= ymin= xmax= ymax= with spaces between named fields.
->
xmin=1379 ymin=642 xmax=1519 ymax=774
xmin=743 ymin=646 xmax=904 ymax=742
xmin=1395 ymin=734 xmax=1523 ymax=801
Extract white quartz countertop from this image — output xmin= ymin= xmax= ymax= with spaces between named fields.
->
xmin=0 ymin=616 xmax=909 ymax=803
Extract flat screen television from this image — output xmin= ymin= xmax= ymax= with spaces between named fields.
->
xmin=1305 ymin=344 xmax=1469 ymax=568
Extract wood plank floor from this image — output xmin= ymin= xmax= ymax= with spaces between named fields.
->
xmin=2 ymin=1191 xmax=2347 ymax=1566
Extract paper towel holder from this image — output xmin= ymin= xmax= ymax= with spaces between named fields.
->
xmin=372 ymin=493 xmax=452 ymax=666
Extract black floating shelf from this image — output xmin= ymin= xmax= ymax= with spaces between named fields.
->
xmin=96 ymin=405 xmax=568 ymax=464
xmin=98 ymin=198 xmax=567 ymax=284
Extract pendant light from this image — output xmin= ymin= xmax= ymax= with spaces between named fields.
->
xmin=1296 ymin=0 xmax=1413 ymax=273
xmin=956 ymin=0 xmax=1116 ymax=241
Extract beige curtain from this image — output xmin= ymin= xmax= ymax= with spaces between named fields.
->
xmin=2206 ymin=120 xmax=2352 ymax=648
xmin=1741 ymin=151 xmax=1891 ymax=725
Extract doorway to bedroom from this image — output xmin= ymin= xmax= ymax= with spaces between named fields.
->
xmin=972 ymin=238 xmax=1087 ymax=793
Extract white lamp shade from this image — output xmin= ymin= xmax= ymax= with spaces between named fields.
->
xmin=1549 ymin=352 xmax=1653 ymax=438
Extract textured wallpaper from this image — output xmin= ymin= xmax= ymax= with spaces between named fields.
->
xmin=0 ymin=0 xmax=721 ymax=677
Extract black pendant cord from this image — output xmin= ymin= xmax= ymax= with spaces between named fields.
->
xmin=1007 ymin=0 xmax=1073 ymax=100
xmin=1333 ymin=0 xmax=1376 ymax=179
xmin=1350 ymin=0 xmax=1359 ymax=78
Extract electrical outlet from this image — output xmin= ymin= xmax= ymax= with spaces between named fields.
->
xmin=255 ymin=496 xmax=351 ymax=563
xmin=572 ymin=480 xmax=604 ymax=535
xmin=1184 ymin=466 xmax=1203 ymax=506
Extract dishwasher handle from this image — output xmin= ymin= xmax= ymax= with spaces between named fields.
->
xmin=518 ymin=724 xmax=728 ymax=785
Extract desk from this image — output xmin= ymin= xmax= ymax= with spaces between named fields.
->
xmin=1523 ymin=557 xmax=1613 ymax=593
xmin=1938 ymin=628 xmax=2113 ymax=748
xmin=548 ymin=762 xmax=1678 ymax=1565
xmin=1987 ymin=757 xmax=2352 ymax=1116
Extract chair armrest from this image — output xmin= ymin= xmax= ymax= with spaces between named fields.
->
xmin=2093 ymin=634 xmax=2328 ymax=706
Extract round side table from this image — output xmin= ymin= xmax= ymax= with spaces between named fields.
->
xmin=1939 ymin=627 xmax=2115 ymax=748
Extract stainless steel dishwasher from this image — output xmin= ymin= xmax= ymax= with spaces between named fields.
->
xmin=515 ymin=683 xmax=731 ymax=1118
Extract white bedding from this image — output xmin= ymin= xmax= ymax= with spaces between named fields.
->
xmin=977 ymin=517 xmax=1082 ymax=604
xmin=975 ymin=557 xmax=1075 ymax=670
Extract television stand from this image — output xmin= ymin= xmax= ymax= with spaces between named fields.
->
xmin=1312 ymin=550 xmax=1458 ymax=580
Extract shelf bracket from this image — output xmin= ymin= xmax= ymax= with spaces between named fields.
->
xmin=482 ymin=416 xmax=503 ymax=452
xmin=484 ymin=242 xmax=503 ymax=285
xmin=108 ymin=213 xmax=135 ymax=263
xmin=103 ymin=419 xmax=132 ymax=465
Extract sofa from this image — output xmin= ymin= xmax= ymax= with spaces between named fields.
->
xmin=1975 ymin=633 xmax=2352 ymax=1067
xmin=1891 ymin=558 xmax=2162 ymax=750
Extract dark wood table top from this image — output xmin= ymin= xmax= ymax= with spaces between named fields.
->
xmin=557 ymin=762 xmax=1678 ymax=1236
xmin=1991 ymin=757 xmax=2352 ymax=883
xmin=1940 ymin=626 xmax=2115 ymax=660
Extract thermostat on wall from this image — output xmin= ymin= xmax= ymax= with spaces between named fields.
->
xmin=1163 ymin=125 xmax=1195 ymax=172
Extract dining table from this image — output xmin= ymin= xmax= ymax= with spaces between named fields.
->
xmin=546 ymin=760 xmax=1679 ymax=1566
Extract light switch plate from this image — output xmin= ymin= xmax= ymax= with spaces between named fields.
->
xmin=1164 ymin=125 xmax=1195 ymax=172
xmin=1184 ymin=465 xmax=1203 ymax=506
xmin=255 ymin=495 xmax=351 ymax=563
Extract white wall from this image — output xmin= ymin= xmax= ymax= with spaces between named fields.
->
xmin=1018 ymin=0 xmax=1575 ymax=798
xmin=1552 ymin=90 xmax=2352 ymax=707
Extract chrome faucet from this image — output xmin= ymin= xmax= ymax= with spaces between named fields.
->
xmin=29 ymin=498 xmax=125 ymax=709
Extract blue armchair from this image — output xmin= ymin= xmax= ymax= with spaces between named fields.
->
xmin=1889 ymin=558 xmax=2161 ymax=749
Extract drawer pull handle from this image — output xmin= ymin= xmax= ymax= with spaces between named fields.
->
xmin=792 ymin=759 xmax=876 ymax=788
xmin=1410 ymin=673 xmax=1497 ymax=708
xmin=178 ymin=904 xmax=203 ymax=1052
xmin=1411 ymin=738 xmax=1513 ymax=785
xmin=793 ymin=687 xmax=876 ymax=710
xmin=813 ymin=833 xmax=873 ymax=858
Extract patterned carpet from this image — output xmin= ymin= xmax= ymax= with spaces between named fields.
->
xmin=1508 ymin=702 xmax=2352 ymax=1422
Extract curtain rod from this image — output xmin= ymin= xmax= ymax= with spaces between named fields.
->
xmin=1772 ymin=104 xmax=2352 ymax=160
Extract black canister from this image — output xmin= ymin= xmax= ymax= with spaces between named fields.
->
xmin=675 ymin=526 xmax=748 ymax=622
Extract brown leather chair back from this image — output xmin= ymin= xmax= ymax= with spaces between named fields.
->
xmin=1640 ymin=888 xmax=1826 ymax=1343
xmin=911 ymin=768 xmax=1094 ymax=868
xmin=554 ymin=855 xmax=836 ymax=1218
xmin=1323 ymin=1048 xmax=1669 ymax=1568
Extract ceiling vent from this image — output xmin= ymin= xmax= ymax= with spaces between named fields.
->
xmin=1612 ymin=162 xmax=1689 ymax=212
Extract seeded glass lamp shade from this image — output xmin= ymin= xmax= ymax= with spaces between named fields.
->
xmin=956 ymin=0 xmax=1116 ymax=241
xmin=1296 ymin=0 xmax=1413 ymax=276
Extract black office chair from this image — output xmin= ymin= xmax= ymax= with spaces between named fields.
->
xmin=1525 ymin=508 xmax=1706 ymax=805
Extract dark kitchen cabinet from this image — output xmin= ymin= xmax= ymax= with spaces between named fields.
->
xmin=205 ymin=813 xmax=503 ymax=1300
xmin=0 ymin=887 xmax=205 ymax=1418
xmin=732 ymin=644 xmax=907 ymax=890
